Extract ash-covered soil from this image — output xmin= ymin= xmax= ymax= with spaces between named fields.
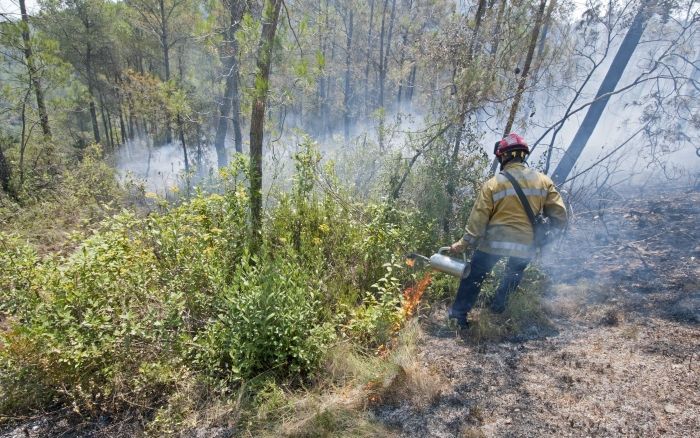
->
xmin=375 ymin=190 xmax=700 ymax=437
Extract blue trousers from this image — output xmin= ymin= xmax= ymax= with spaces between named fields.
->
xmin=450 ymin=250 xmax=530 ymax=321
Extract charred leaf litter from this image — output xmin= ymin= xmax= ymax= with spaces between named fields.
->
xmin=372 ymin=189 xmax=699 ymax=437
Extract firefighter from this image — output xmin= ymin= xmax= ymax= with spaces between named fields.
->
xmin=448 ymin=133 xmax=567 ymax=329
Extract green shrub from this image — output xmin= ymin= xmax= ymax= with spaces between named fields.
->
xmin=344 ymin=261 xmax=405 ymax=348
xmin=192 ymin=254 xmax=335 ymax=382
xmin=0 ymin=148 xmax=441 ymax=422
xmin=0 ymin=183 xmax=251 ymax=415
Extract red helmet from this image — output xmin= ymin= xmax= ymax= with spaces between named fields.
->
xmin=493 ymin=133 xmax=529 ymax=157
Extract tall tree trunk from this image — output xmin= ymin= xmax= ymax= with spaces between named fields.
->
xmin=19 ymin=0 xmax=51 ymax=139
xmin=343 ymin=9 xmax=354 ymax=141
xmin=377 ymin=0 xmax=396 ymax=150
xmin=364 ymin=0 xmax=375 ymax=118
xmin=88 ymin=98 xmax=101 ymax=143
xmin=99 ymin=92 xmax=113 ymax=150
xmin=249 ymin=0 xmax=283 ymax=253
xmin=317 ymin=2 xmax=329 ymax=139
xmin=443 ymin=0 xmax=488 ymax=234
xmin=406 ymin=64 xmax=416 ymax=107
xmin=488 ymin=0 xmax=547 ymax=174
xmin=127 ymin=97 xmax=136 ymax=139
xmin=537 ymin=0 xmax=557 ymax=57
xmin=0 ymin=141 xmax=10 ymax=193
xmin=489 ymin=0 xmax=507 ymax=59
xmin=119 ymin=106 xmax=127 ymax=144
xmin=85 ymin=41 xmax=101 ymax=144
xmin=502 ymin=0 xmax=548 ymax=135
xmin=377 ymin=0 xmax=396 ymax=111
xmin=396 ymin=0 xmax=413 ymax=109
xmin=107 ymin=108 xmax=116 ymax=147
xmin=552 ymin=1 xmax=651 ymax=184
xmin=214 ymin=0 xmax=246 ymax=166
xmin=178 ymin=114 xmax=189 ymax=173
xmin=159 ymin=0 xmax=173 ymax=144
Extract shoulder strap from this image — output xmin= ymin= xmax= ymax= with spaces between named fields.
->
xmin=501 ymin=171 xmax=537 ymax=228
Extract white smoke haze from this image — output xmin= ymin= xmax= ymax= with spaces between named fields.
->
xmin=114 ymin=138 xmax=217 ymax=195
xmin=112 ymin=4 xmax=699 ymax=198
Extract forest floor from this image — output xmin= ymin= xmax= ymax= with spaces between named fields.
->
xmin=375 ymin=189 xmax=700 ymax=437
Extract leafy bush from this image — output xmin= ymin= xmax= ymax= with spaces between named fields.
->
xmin=0 ymin=148 xmax=433 ymax=420
xmin=192 ymin=254 xmax=335 ymax=381
xmin=344 ymin=261 xmax=406 ymax=348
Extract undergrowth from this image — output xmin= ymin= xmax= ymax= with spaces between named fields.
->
xmin=0 ymin=139 xmax=551 ymax=435
xmin=467 ymin=263 xmax=552 ymax=342
xmin=0 ymin=142 xmax=436 ymax=432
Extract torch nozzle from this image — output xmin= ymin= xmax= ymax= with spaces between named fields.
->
xmin=405 ymin=253 xmax=431 ymax=267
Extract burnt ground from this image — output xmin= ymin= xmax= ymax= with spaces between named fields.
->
xmin=375 ymin=190 xmax=700 ymax=437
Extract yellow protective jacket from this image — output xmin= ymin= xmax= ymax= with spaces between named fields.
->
xmin=462 ymin=162 xmax=567 ymax=258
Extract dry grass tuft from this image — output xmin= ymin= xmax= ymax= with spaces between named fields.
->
xmin=461 ymin=426 xmax=486 ymax=438
xmin=366 ymin=319 xmax=445 ymax=409
xmin=600 ymin=308 xmax=624 ymax=326
xmin=543 ymin=280 xmax=597 ymax=318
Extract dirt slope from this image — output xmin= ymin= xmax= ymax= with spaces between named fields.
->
xmin=376 ymin=190 xmax=700 ymax=437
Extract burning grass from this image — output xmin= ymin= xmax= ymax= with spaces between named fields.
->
xmin=401 ymin=272 xmax=433 ymax=319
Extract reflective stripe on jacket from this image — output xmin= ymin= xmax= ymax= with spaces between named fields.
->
xmin=462 ymin=162 xmax=567 ymax=258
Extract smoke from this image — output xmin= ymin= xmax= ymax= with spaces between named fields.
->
xmin=114 ymin=138 xmax=218 ymax=194
xmin=113 ymin=14 xmax=699 ymax=197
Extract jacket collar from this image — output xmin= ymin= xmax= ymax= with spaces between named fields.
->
xmin=502 ymin=162 xmax=526 ymax=172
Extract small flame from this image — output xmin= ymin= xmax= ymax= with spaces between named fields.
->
xmin=405 ymin=257 xmax=416 ymax=268
xmin=401 ymin=272 xmax=433 ymax=319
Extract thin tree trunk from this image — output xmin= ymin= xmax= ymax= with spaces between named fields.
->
xmin=378 ymin=0 xmax=396 ymax=111
xmin=406 ymin=64 xmax=416 ymax=107
xmin=159 ymin=0 xmax=172 ymax=144
xmin=19 ymin=90 xmax=30 ymax=189
xmin=214 ymin=61 xmax=237 ymax=163
xmin=214 ymin=1 xmax=248 ymax=163
xmin=107 ymin=108 xmax=116 ymax=147
xmin=127 ymin=97 xmax=135 ymax=140
xmin=85 ymin=41 xmax=101 ymax=144
xmin=490 ymin=0 xmax=507 ymax=58
xmin=502 ymin=0 xmax=548 ymax=136
xmin=377 ymin=0 xmax=396 ymax=150
xmin=19 ymin=0 xmax=51 ymax=139
xmin=343 ymin=9 xmax=354 ymax=141
xmin=552 ymin=0 xmax=651 ymax=184
xmin=0 ymin=143 xmax=9 ymax=194
xmin=99 ymin=93 xmax=112 ymax=150
xmin=178 ymin=114 xmax=189 ymax=173
xmin=0 ymin=110 xmax=11 ymax=192
xmin=318 ymin=2 xmax=328 ymax=138
xmin=537 ymin=0 xmax=557 ymax=57
xmin=364 ymin=0 xmax=375 ymax=118
xmin=88 ymin=99 xmax=100 ymax=144
xmin=214 ymin=0 xmax=246 ymax=165
xmin=119 ymin=106 xmax=127 ymax=144
xmin=396 ymin=0 xmax=413 ymax=109
xmin=488 ymin=0 xmax=547 ymax=174
xmin=249 ymin=0 xmax=283 ymax=253
xmin=443 ymin=0 xmax=488 ymax=234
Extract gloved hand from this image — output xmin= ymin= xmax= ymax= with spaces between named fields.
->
xmin=449 ymin=240 xmax=467 ymax=254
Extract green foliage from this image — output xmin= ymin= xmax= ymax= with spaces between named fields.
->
xmin=192 ymin=254 xmax=335 ymax=382
xmin=0 ymin=148 xmax=434 ymax=420
xmin=344 ymin=261 xmax=405 ymax=348
xmin=0 ymin=144 xmax=123 ymax=251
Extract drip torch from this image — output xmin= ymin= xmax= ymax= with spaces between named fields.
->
xmin=407 ymin=247 xmax=470 ymax=278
